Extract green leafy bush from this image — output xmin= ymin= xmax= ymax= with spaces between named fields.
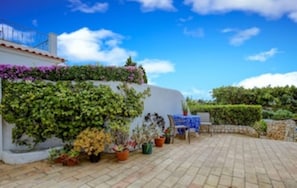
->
xmin=0 ymin=80 xmax=150 ymax=147
xmin=272 ymin=109 xmax=294 ymax=120
xmin=252 ymin=120 xmax=267 ymax=136
xmin=190 ymin=104 xmax=262 ymax=126
xmin=262 ymin=109 xmax=274 ymax=119
xmin=0 ymin=64 xmax=146 ymax=84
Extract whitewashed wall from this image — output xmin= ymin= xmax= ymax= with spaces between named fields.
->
xmin=0 ymin=47 xmax=61 ymax=66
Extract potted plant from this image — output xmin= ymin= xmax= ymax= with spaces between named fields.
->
xmin=48 ymin=148 xmax=80 ymax=166
xmin=131 ymin=113 xmax=165 ymax=153
xmin=73 ymin=127 xmax=111 ymax=163
xmin=112 ymin=129 xmax=137 ymax=161
xmin=144 ymin=113 xmax=166 ymax=147
xmin=164 ymin=127 xmax=172 ymax=144
xmin=182 ymin=100 xmax=188 ymax=116
xmin=48 ymin=148 xmax=64 ymax=163
xmin=112 ymin=140 xmax=136 ymax=161
xmin=62 ymin=150 xmax=80 ymax=166
xmin=131 ymin=123 xmax=155 ymax=154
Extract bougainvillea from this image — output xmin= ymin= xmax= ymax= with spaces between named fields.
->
xmin=0 ymin=64 xmax=145 ymax=84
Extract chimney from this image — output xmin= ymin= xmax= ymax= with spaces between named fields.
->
xmin=48 ymin=33 xmax=57 ymax=55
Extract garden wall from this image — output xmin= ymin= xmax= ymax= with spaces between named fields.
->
xmin=265 ymin=119 xmax=297 ymax=142
xmin=199 ymin=124 xmax=258 ymax=137
xmin=0 ymin=81 xmax=184 ymax=164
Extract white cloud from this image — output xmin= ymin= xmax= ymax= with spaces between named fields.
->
xmin=183 ymin=27 xmax=204 ymax=38
xmin=289 ymin=12 xmax=297 ymax=22
xmin=129 ymin=0 xmax=176 ymax=12
xmin=221 ymin=28 xmax=236 ymax=33
xmin=179 ymin=16 xmax=193 ymax=23
xmin=58 ymin=27 xmax=136 ymax=65
xmin=184 ymin=0 xmax=297 ymax=22
xmin=224 ymin=27 xmax=260 ymax=46
xmin=236 ymin=72 xmax=297 ymax=89
xmin=138 ymin=59 xmax=175 ymax=84
xmin=68 ymin=0 xmax=108 ymax=13
xmin=246 ymin=48 xmax=279 ymax=62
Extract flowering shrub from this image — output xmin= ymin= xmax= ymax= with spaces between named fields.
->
xmin=0 ymin=64 xmax=146 ymax=84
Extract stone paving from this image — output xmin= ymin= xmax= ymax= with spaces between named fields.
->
xmin=1 ymin=134 xmax=297 ymax=188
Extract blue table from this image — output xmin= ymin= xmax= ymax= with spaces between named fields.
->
xmin=172 ymin=115 xmax=200 ymax=133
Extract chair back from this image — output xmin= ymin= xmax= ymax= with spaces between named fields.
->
xmin=197 ymin=112 xmax=211 ymax=124
xmin=167 ymin=114 xmax=175 ymax=128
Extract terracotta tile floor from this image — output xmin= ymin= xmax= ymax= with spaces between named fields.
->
xmin=1 ymin=134 xmax=297 ymax=188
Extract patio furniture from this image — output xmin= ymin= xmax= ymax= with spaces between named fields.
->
xmin=167 ymin=114 xmax=190 ymax=144
xmin=197 ymin=112 xmax=212 ymax=136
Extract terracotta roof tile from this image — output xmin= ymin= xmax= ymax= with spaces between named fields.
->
xmin=0 ymin=40 xmax=65 ymax=62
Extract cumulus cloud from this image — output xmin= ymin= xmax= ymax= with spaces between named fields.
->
xmin=183 ymin=27 xmax=204 ymax=38
xmin=68 ymin=0 xmax=108 ymax=13
xmin=58 ymin=27 xmax=136 ymax=65
xmin=138 ymin=59 xmax=175 ymax=84
xmin=184 ymin=0 xmax=297 ymax=22
xmin=236 ymin=72 xmax=297 ymax=89
xmin=223 ymin=27 xmax=260 ymax=46
xmin=246 ymin=48 xmax=279 ymax=62
xmin=289 ymin=12 xmax=297 ymax=22
xmin=129 ymin=0 xmax=176 ymax=12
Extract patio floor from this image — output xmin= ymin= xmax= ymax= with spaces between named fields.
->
xmin=1 ymin=134 xmax=297 ymax=188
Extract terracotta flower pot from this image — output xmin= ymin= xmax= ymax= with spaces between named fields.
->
xmin=54 ymin=154 xmax=68 ymax=163
xmin=116 ymin=150 xmax=129 ymax=161
xmin=62 ymin=157 xmax=79 ymax=166
xmin=154 ymin=137 xmax=165 ymax=147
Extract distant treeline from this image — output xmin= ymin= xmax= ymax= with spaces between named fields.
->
xmin=211 ymin=86 xmax=297 ymax=112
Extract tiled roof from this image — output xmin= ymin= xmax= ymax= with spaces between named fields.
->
xmin=0 ymin=40 xmax=65 ymax=62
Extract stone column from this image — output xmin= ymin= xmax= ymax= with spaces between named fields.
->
xmin=48 ymin=33 xmax=57 ymax=55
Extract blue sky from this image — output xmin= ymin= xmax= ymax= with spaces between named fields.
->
xmin=1 ymin=0 xmax=297 ymax=100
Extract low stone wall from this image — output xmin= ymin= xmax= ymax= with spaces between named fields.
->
xmin=199 ymin=125 xmax=258 ymax=137
xmin=265 ymin=119 xmax=297 ymax=142
xmin=199 ymin=120 xmax=297 ymax=142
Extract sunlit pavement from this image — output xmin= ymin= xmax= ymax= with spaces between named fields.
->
xmin=1 ymin=134 xmax=297 ymax=188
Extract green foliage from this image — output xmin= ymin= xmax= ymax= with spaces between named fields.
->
xmin=252 ymin=120 xmax=267 ymax=136
xmin=262 ymin=110 xmax=275 ymax=119
xmin=272 ymin=109 xmax=294 ymax=120
xmin=212 ymin=85 xmax=297 ymax=113
xmin=0 ymin=80 xmax=150 ymax=147
xmin=124 ymin=57 xmax=148 ymax=83
xmin=0 ymin=64 xmax=146 ymax=84
xmin=190 ymin=104 xmax=262 ymax=126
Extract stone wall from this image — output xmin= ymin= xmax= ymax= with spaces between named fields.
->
xmin=265 ymin=119 xmax=297 ymax=142
xmin=199 ymin=125 xmax=259 ymax=138
xmin=198 ymin=120 xmax=297 ymax=142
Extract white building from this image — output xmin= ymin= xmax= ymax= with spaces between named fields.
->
xmin=0 ymin=19 xmax=65 ymax=66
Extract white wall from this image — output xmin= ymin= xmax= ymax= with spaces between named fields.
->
xmin=0 ymin=47 xmax=61 ymax=67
